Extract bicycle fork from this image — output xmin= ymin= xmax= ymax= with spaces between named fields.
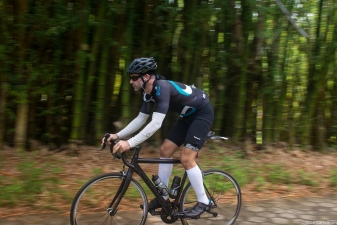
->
xmin=107 ymin=171 xmax=130 ymax=216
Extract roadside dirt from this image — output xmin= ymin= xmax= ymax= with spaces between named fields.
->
xmin=0 ymin=143 xmax=336 ymax=218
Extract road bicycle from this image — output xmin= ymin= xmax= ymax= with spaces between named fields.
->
xmin=70 ymin=131 xmax=241 ymax=225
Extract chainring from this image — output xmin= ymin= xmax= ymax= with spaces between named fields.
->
xmin=160 ymin=203 xmax=179 ymax=224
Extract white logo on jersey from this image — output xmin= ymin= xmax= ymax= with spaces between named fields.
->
xmin=182 ymin=85 xmax=193 ymax=95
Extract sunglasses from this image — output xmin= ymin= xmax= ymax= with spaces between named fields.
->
xmin=130 ymin=75 xmax=142 ymax=81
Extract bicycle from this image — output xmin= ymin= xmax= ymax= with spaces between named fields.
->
xmin=70 ymin=131 xmax=241 ymax=225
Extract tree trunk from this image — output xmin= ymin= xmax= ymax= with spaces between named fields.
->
xmin=0 ymin=74 xmax=6 ymax=150
xmin=0 ymin=0 xmax=8 ymax=149
xmin=263 ymin=47 xmax=277 ymax=145
xmin=121 ymin=0 xmax=136 ymax=126
xmin=274 ymin=27 xmax=290 ymax=143
xmin=0 ymin=73 xmax=5 ymax=149
xmin=251 ymin=1 xmax=264 ymax=144
xmin=70 ymin=0 xmax=90 ymax=142
xmin=82 ymin=0 xmax=106 ymax=140
xmin=15 ymin=103 xmax=29 ymax=151
xmin=14 ymin=0 xmax=29 ymax=151
xmin=95 ymin=40 xmax=109 ymax=143
xmin=233 ymin=0 xmax=251 ymax=142
xmin=313 ymin=15 xmax=337 ymax=150
xmin=300 ymin=0 xmax=324 ymax=147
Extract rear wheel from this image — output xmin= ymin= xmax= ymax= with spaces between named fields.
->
xmin=180 ymin=169 xmax=241 ymax=225
xmin=70 ymin=173 xmax=148 ymax=225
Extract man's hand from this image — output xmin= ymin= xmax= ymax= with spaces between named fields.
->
xmin=113 ymin=140 xmax=131 ymax=154
xmin=101 ymin=133 xmax=119 ymax=147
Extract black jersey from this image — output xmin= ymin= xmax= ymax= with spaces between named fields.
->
xmin=140 ymin=80 xmax=209 ymax=117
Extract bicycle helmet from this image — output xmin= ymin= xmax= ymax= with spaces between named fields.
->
xmin=126 ymin=57 xmax=157 ymax=75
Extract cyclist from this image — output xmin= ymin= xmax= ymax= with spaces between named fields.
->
xmin=102 ymin=57 xmax=214 ymax=218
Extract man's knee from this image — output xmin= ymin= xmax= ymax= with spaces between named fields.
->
xmin=160 ymin=145 xmax=169 ymax=157
xmin=160 ymin=140 xmax=178 ymax=158
xmin=180 ymin=150 xmax=197 ymax=169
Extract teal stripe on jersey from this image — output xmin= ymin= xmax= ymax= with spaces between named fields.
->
xmin=168 ymin=80 xmax=192 ymax=96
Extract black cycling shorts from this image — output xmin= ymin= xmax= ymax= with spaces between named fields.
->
xmin=166 ymin=102 xmax=214 ymax=152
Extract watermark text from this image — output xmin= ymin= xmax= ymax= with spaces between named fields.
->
xmin=302 ymin=221 xmax=337 ymax=225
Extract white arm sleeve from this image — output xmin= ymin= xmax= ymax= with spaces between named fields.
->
xmin=127 ymin=112 xmax=166 ymax=148
xmin=116 ymin=112 xmax=150 ymax=139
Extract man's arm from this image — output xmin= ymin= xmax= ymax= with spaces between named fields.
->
xmin=116 ymin=112 xmax=150 ymax=139
xmin=127 ymin=112 xmax=165 ymax=147
xmin=126 ymin=81 xmax=170 ymax=147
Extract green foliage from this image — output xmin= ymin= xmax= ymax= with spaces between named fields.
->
xmin=197 ymin=149 xmax=331 ymax=197
xmin=296 ymin=169 xmax=318 ymax=187
xmin=0 ymin=176 xmax=24 ymax=206
xmin=0 ymin=0 xmax=337 ymax=150
xmin=17 ymin=162 xmax=45 ymax=196
xmin=0 ymin=161 xmax=61 ymax=207
xmin=253 ymin=176 xmax=266 ymax=192
xmin=265 ymin=165 xmax=293 ymax=184
xmin=220 ymin=156 xmax=251 ymax=187
xmin=92 ymin=168 xmax=102 ymax=175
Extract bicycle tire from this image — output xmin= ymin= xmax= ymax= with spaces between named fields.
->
xmin=179 ymin=169 xmax=241 ymax=225
xmin=70 ymin=172 xmax=148 ymax=225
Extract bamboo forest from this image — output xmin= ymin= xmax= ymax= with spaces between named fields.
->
xmin=0 ymin=0 xmax=336 ymax=151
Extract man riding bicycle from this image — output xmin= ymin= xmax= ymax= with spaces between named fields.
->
xmin=102 ymin=57 xmax=214 ymax=218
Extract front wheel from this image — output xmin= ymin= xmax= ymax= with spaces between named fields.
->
xmin=180 ymin=169 xmax=241 ymax=225
xmin=70 ymin=173 xmax=148 ymax=225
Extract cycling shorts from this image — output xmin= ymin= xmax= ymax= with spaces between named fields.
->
xmin=166 ymin=102 xmax=214 ymax=152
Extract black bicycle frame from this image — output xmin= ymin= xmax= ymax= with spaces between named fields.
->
xmin=107 ymin=146 xmax=189 ymax=216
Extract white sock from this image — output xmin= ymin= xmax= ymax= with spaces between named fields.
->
xmin=186 ymin=165 xmax=209 ymax=204
xmin=158 ymin=157 xmax=173 ymax=200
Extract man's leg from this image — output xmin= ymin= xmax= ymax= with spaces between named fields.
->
xmin=145 ymin=139 xmax=180 ymax=210
xmin=160 ymin=118 xmax=189 ymax=187
xmin=180 ymin=147 xmax=209 ymax=205
xmin=158 ymin=139 xmax=179 ymax=191
xmin=145 ymin=119 xmax=187 ymax=210
xmin=180 ymin=103 xmax=214 ymax=217
xmin=180 ymin=146 xmax=212 ymax=218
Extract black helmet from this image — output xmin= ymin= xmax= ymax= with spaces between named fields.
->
xmin=126 ymin=57 xmax=157 ymax=75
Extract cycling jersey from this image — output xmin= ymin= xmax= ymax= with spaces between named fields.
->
xmin=117 ymin=80 xmax=212 ymax=149
xmin=140 ymin=80 xmax=209 ymax=117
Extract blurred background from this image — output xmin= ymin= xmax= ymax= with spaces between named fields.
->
xmin=0 ymin=0 xmax=336 ymax=151
xmin=1 ymin=1 xmax=337 ymax=218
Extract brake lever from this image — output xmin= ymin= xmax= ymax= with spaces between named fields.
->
xmin=101 ymin=133 xmax=110 ymax=150
xmin=101 ymin=133 xmax=121 ymax=159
